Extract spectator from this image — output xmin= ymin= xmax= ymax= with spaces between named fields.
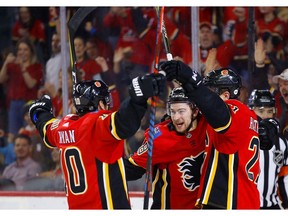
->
xmin=248 ymin=89 xmax=288 ymax=209
xmin=256 ymin=7 xmax=286 ymax=43
xmin=74 ymin=35 xmax=104 ymax=81
xmin=44 ymin=32 xmax=69 ymax=92
xmin=19 ymin=100 xmax=53 ymax=172
xmin=198 ymin=22 xmax=236 ymax=74
xmin=272 ymin=68 xmax=288 ymax=134
xmin=0 ymin=134 xmax=41 ymax=191
xmin=12 ymin=7 xmax=46 ymax=63
xmin=0 ymin=129 xmax=16 ymax=171
xmin=104 ymin=7 xmax=152 ymax=77
xmin=85 ymin=37 xmax=121 ymax=111
xmin=0 ymin=37 xmax=43 ymax=144
xmin=23 ymin=148 xmax=64 ymax=191
xmin=85 ymin=36 xmax=113 ymax=69
xmin=253 ymin=37 xmax=282 ymax=107
xmin=39 ymin=67 xmax=76 ymax=118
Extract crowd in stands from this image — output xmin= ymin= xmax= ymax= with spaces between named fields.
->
xmin=0 ymin=6 xmax=288 ymax=192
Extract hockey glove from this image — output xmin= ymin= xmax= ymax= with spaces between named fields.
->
xmin=160 ymin=60 xmax=202 ymax=93
xmin=129 ymin=73 xmax=166 ymax=104
xmin=29 ymin=95 xmax=54 ymax=125
xmin=258 ymin=118 xmax=279 ymax=150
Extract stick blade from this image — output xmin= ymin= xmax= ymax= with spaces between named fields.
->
xmin=68 ymin=7 xmax=96 ymax=34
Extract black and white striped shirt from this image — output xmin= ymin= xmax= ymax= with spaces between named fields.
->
xmin=257 ymin=136 xmax=288 ymax=209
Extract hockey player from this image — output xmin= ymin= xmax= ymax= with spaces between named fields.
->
xmin=248 ymin=89 xmax=288 ymax=209
xmin=124 ymin=87 xmax=207 ymax=209
xmin=160 ymin=61 xmax=260 ymax=209
xmin=28 ymin=73 xmax=166 ymax=209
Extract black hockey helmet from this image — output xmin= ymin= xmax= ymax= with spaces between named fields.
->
xmin=203 ymin=68 xmax=242 ymax=99
xmin=248 ymin=89 xmax=275 ymax=109
xmin=73 ymin=80 xmax=111 ymax=115
xmin=167 ymin=87 xmax=195 ymax=116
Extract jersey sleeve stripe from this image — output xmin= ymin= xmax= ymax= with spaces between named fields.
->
xmin=110 ymin=112 xmax=121 ymax=140
xmin=42 ymin=118 xmax=58 ymax=149
xmin=214 ymin=115 xmax=232 ymax=133
xmin=128 ymin=157 xmax=140 ymax=167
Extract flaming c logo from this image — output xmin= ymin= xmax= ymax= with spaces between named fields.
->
xmin=177 ymin=152 xmax=204 ymax=191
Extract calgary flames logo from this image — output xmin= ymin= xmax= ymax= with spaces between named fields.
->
xmin=221 ymin=69 xmax=229 ymax=76
xmin=178 ymin=152 xmax=204 ymax=191
xmin=94 ymin=81 xmax=101 ymax=87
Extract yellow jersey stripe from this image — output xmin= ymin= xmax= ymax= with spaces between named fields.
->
xmin=103 ymin=163 xmax=113 ymax=209
xmin=110 ymin=112 xmax=121 ymax=140
xmin=203 ymin=150 xmax=219 ymax=204
xmin=118 ymin=159 xmax=129 ymax=200
xmin=227 ymin=154 xmax=234 ymax=209
xmin=161 ymin=169 xmax=168 ymax=209
xmin=43 ymin=118 xmax=57 ymax=149
xmin=152 ymin=169 xmax=159 ymax=195
xmin=214 ymin=116 xmax=232 ymax=132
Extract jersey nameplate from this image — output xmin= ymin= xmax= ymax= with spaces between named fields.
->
xmin=249 ymin=117 xmax=258 ymax=133
xmin=58 ymin=130 xmax=76 ymax=144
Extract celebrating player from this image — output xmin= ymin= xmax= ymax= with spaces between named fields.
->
xmin=160 ymin=60 xmax=260 ymax=209
xmin=28 ymin=73 xmax=166 ymax=209
xmin=248 ymin=89 xmax=288 ymax=209
xmin=124 ymin=87 xmax=207 ymax=209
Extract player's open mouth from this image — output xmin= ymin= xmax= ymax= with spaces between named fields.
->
xmin=176 ymin=123 xmax=184 ymax=128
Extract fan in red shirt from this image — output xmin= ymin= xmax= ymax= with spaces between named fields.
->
xmin=28 ymin=73 xmax=166 ymax=209
xmin=103 ymin=7 xmax=153 ymax=69
xmin=124 ymin=87 xmax=207 ymax=209
xmin=0 ymin=37 xmax=43 ymax=143
xmin=161 ymin=60 xmax=260 ymax=209
xmin=12 ymin=7 xmax=46 ymax=44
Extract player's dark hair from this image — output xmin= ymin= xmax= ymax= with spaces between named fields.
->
xmin=166 ymin=87 xmax=195 ymax=116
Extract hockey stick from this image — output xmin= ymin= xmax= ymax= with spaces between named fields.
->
xmin=68 ymin=7 xmax=96 ymax=92
xmin=158 ymin=6 xmax=173 ymax=61
xmin=143 ymin=6 xmax=164 ymax=210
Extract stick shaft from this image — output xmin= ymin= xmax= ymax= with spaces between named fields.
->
xmin=68 ymin=7 xmax=96 ymax=90
xmin=143 ymin=6 xmax=164 ymax=210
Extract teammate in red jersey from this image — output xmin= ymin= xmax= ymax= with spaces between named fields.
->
xmin=124 ymin=87 xmax=207 ymax=209
xmin=161 ymin=60 xmax=260 ymax=209
xmin=28 ymin=73 xmax=166 ymax=209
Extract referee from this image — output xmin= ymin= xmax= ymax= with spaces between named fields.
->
xmin=248 ymin=89 xmax=288 ymax=209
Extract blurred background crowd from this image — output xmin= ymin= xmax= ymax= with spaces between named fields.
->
xmin=0 ymin=6 xmax=288 ymax=192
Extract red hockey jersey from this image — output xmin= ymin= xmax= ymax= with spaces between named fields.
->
xmin=129 ymin=115 xmax=207 ymax=209
xmin=196 ymin=99 xmax=260 ymax=209
xmin=42 ymin=110 xmax=130 ymax=209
